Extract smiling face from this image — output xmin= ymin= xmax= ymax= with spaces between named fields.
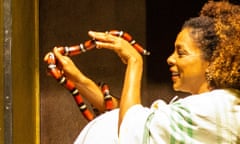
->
xmin=167 ymin=28 xmax=210 ymax=94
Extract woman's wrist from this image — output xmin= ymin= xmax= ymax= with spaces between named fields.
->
xmin=128 ymin=55 xmax=143 ymax=66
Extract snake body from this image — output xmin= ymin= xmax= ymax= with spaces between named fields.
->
xmin=45 ymin=30 xmax=150 ymax=121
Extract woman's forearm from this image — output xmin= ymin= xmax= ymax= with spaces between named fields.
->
xmin=74 ymin=75 xmax=119 ymax=112
xmin=118 ymin=57 xmax=143 ymax=129
xmin=51 ymin=47 xmax=119 ymax=112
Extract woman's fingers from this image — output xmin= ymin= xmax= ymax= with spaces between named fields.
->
xmin=89 ymin=31 xmax=123 ymax=50
xmin=88 ymin=30 xmax=142 ymax=64
xmin=43 ymin=52 xmax=52 ymax=62
xmin=53 ymin=47 xmax=73 ymax=66
xmin=89 ymin=31 xmax=126 ymax=50
xmin=88 ymin=31 xmax=115 ymax=43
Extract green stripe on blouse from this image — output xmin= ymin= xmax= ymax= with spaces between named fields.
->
xmin=142 ymin=101 xmax=194 ymax=144
xmin=143 ymin=112 xmax=155 ymax=144
xmin=170 ymin=102 xmax=193 ymax=144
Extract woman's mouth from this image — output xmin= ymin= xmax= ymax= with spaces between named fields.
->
xmin=171 ymin=72 xmax=180 ymax=81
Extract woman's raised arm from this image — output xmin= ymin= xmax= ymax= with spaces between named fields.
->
xmin=88 ymin=31 xmax=143 ymax=129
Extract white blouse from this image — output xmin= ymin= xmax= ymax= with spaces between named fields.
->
xmin=75 ymin=89 xmax=240 ymax=144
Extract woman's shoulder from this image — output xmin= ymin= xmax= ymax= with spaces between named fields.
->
xmin=183 ymin=88 xmax=240 ymax=103
xmin=175 ymin=88 xmax=240 ymax=116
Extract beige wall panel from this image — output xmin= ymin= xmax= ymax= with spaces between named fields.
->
xmin=12 ymin=0 xmax=39 ymax=143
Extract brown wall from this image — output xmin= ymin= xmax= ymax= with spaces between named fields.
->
xmin=39 ymin=0 xmax=146 ymax=143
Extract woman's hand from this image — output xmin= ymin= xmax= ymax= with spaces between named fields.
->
xmin=88 ymin=31 xmax=142 ymax=64
xmin=44 ymin=47 xmax=86 ymax=83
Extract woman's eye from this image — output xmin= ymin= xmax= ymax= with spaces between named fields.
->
xmin=177 ymin=49 xmax=186 ymax=57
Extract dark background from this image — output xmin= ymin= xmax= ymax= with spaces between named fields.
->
xmin=40 ymin=0 xmax=205 ymax=143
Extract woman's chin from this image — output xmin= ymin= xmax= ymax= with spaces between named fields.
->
xmin=172 ymin=84 xmax=185 ymax=93
xmin=172 ymin=83 xmax=180 ymax=91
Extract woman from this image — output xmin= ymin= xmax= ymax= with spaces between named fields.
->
xmin=46 ymin=1 xmax=240 ymax=143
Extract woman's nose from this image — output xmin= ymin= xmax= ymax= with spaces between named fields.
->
xmin=167 ymin=54 xmax=176 ymax=66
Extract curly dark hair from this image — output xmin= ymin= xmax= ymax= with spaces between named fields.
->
xmin=181 ymin=16 xmax=219 ymax=61
xmin=200 ymin=1 xmax=240 ymax=90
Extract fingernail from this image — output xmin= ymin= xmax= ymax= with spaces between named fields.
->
xmin=88 ymin=31 xmax=93 ymax=34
